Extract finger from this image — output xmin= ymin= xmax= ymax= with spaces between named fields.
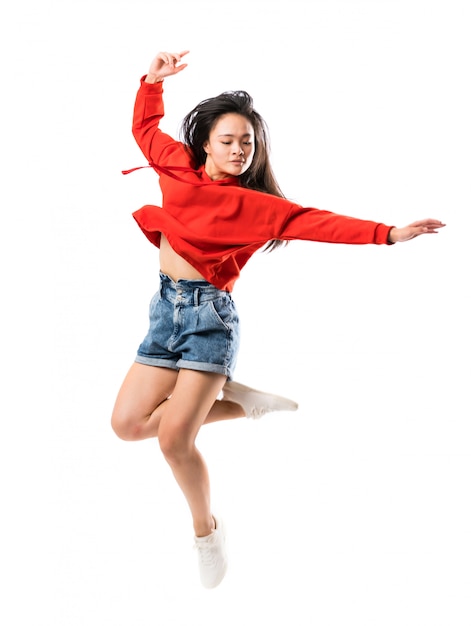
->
xmin=173 ymin=51 xmax=190 ymax=65
xmin=417 ymin=226 xmax=439 ymax=235
xmin=166 ymin=51 xmax=185 ymax=63
xmin=423 ymin=219 xmax=446 ymax=228
xmin=159 ymin=52 xmax=173 ymax=66
xmin=423 ymin=222 xmax=446 ymax=231
xmin=174 ymin=63 xmax=188 ymax=73
xmin=410 ymin=219 xmax=445 ymax=228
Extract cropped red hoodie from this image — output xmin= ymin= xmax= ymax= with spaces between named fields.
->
xmin=127 ymin=78 xmax=393 ymax=292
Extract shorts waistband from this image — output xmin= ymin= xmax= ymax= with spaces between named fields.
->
xmin=159 ymin=272 xmax=228 ymax=305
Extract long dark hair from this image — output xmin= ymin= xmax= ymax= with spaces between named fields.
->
xmin=180 ymin=90 xmax=285 ymax=252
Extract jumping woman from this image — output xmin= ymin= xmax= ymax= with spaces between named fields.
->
xmin=111 ymin=50 xmax=445 ymax=588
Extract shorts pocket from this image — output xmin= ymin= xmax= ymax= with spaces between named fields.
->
xmin=207 ymin=296 xmax=238 ymax=332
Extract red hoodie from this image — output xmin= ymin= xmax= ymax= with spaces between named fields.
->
xmin=127 ymin=78 xmax=393 ymax=292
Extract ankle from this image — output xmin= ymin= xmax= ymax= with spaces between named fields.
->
xmin=194 ymin=515 xmax=215 ymax=538
xmin=221 ymin=399 xmax=246 ymax=418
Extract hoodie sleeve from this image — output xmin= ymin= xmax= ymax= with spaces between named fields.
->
xmin=277 ymin=203 xmax=393 ymax=245
xmin=132 ymin=77 xmax=189 ymax=166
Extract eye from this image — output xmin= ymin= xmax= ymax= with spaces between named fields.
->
xmin=243 ymin=141 xmax=252 ymax=145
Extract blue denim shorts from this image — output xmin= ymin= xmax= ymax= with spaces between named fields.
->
xmin=135 ymin=273 xmax=240 ymax=378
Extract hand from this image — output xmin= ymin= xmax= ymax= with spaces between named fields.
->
xmin=388 ymin=219 xmax=446 ymax=243
xmin=145 ymin=50 xmax=189 ymax=83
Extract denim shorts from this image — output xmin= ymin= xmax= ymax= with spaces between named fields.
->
xmin=135 ymin=273 xmax=240 ymax=379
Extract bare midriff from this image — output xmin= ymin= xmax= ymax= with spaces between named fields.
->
xmin=159 ymin=234 xmax=206 ymax=282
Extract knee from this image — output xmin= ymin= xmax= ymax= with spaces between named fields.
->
xmin=158 ymin=425 xmax=193 ymax=464
xmin=111 ymin=409 xmax=143 ymax=442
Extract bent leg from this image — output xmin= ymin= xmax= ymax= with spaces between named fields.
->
xmin=157 ymin=369 xmax=227 ymax=536
xmin=111 ymin=363 xmax=245 ymax=442
xmin=111 ymin=363 xmax=178 ymax=441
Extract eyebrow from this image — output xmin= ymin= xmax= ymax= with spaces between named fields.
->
xmin=217 ymin=133 xmax=253 ymax=138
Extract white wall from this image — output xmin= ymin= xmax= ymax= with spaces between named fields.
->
xmin=1 ymin=1 xmax=470 ymax=624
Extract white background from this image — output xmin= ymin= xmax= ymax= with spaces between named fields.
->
xmin=1 ymin=1 xmax=470 ymax=624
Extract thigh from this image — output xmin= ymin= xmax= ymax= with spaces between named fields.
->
xmin=158 ymin=369 xmax=227 ymax=444
xmin=112 ymin=362 xmax=178 ymax=425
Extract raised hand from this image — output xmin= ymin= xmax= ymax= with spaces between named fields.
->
xmin=145 ymin=50 xmax=189 ymax=83
xmin=388 ymin=219 xmax=446 ymax=243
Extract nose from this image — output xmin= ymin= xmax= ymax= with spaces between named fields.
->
xmin=232 ymin=144 xmax=244 ymax=155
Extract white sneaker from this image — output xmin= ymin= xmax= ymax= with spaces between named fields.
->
xmin=194 ymin=516 xmax=227 ymax=589
xmin=222 ymin=381 xmax=298 ymax=419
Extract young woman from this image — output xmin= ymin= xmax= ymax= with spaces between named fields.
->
xmin=111 ymin=50 xmax=445 ymax=589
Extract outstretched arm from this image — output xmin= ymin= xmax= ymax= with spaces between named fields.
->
xmin=131 ymin=50 xmax=190 ymax=167
xmin=388 ymin=219 xmax=446 ymax=243
xmin=144 ymin=50 xmax=189 ymax=84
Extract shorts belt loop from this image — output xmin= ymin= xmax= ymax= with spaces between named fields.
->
xmin=194 ymin=287 xmax=200 ymax=307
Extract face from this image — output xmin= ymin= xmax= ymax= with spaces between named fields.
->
xmin=203 ymin=113 xmax=255 ymax=180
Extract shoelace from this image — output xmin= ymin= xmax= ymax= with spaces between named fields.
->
xmin=194 ymin=538 xmax=218 ymax=567
xmin=250 ymin=407 xmax=269 ymax=418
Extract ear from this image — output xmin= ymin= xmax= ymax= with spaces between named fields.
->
xmin=202 ymin=140 xmax=210 ymax=154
